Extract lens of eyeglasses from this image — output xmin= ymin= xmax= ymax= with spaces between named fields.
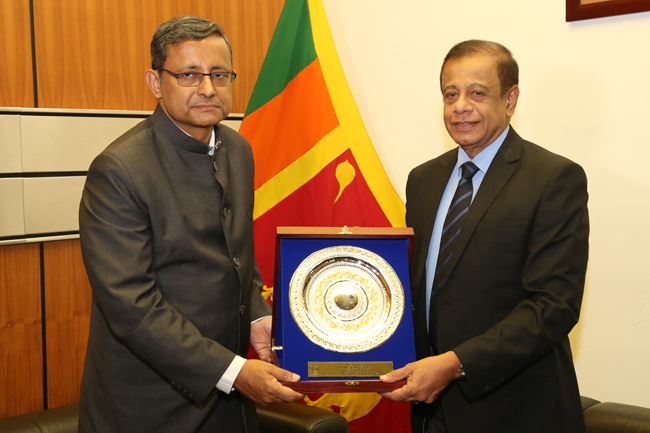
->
xmin=210 ymin=72 xmax=234 ymax=86
xmin=177 ymin=73 xmax=201 ymax=86
xmin=176 ymin=72 xmax=235 ymax=87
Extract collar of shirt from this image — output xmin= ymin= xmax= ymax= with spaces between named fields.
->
xmin=176 ymin=125 xmax=220 ymax=156
xmin=206 ymin=129 xmax=216 ymax=155
xmin=207 ymin=129 xmax=222 ymax=156
xmin=455 ymin=125 xmax=510 ymax=197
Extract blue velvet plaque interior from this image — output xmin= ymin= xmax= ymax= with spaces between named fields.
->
xmin=272 ymin=228 xmax=416 ymax=387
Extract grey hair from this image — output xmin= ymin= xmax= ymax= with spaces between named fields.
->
xmin=150 ymin=15 xmax=232 ymax=72
xmin=440 ymin=39 xmax=518 ymax=98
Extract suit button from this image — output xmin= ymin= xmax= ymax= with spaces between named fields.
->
xmin=233 ymin=257 xmax=240 ymax=266
xmin=239 ymin=305 xmax=246 ymax=315
xmin=222 ymin=207 xmax=230 ymax=218
xmin=213 ymin=162 xmax=219 ymax=172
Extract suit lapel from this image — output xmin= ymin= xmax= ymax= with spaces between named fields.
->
xmin=440 ymin=128 xmax=523 ymax=289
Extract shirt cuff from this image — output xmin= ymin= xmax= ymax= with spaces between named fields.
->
xmin=216 ymin=355 xmax=247 ymax=394
xmin=252 ymin=314 xmax=271 ymax=325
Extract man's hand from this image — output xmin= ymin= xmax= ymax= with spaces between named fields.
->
xmin=234 ymin=359 xmax=304 ymax=405
xmin=380 ymin=351 xmax=461 ymax=404
xmin=250 ymin=316 xmax=273 ymax=363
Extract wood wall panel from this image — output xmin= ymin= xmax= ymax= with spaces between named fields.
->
xmin=217 ymin=0 xmax=286 ymax=113
xmin=0 ymin=0 xmax=34 ymax=107
xmin=43 ymin=239 xmax=92 ymax=409
xmin=0 ymin=243 xmax=43 ymax=418
xmin=33 ymin=0 xmax=284 ymax=113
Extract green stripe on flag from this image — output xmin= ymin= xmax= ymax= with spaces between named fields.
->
xmin=244 ymin=0 xmax=318 ymax=117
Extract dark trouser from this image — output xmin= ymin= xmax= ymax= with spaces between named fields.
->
xmin=411 ymin=400 xmax=447 ymax=433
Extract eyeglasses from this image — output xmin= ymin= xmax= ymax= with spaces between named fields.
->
xmin=161 ymin=69 xmax=237 ymax=87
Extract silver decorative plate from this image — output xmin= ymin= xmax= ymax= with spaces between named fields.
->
xmin=289 ymin=245 xmax=404 ymax=353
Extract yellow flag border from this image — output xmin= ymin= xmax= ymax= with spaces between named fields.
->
xmin=308 ymin=0 xmax=405 ymax=227
xmin=253 ymin=0 xmax=405 ymax=227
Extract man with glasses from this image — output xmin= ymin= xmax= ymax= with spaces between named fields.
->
xmin=78 ymin=16 xmax=303 ymax=433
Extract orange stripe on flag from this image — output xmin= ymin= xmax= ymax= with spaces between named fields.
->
xmin=239 ymin=58 xmax=339 ymax=190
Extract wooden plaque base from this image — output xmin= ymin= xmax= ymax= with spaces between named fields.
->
xmin=281 ymin=379 xmax=407 ymax=393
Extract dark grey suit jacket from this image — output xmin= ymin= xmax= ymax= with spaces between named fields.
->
xmin=406 ymin=128 xmax=589 ymax=433
xmin=78 ymin=105 xmax=270 ymax=433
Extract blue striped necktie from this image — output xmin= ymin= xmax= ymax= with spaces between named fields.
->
xmin=428 ymin=161 xmax=479 ymax=352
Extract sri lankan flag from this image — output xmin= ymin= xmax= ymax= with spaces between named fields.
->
xmin=239 ymin=0 xmax=409 ymax=431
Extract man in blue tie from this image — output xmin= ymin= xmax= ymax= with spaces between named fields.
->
xmin=382 ymin=40 xmax=589 ymax=433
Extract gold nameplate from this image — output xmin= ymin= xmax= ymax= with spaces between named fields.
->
xmin=308 ymin=361 xmax=394 ymax=377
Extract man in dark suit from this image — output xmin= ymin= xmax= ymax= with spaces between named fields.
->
xmin=78 ymin=16 xmax=303 ymax=433
xmin=381 ymin=40 xmax=589 ymax=432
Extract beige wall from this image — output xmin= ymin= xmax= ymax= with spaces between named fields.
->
xmin=322 ymin=0 xmax=650 ymax=407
